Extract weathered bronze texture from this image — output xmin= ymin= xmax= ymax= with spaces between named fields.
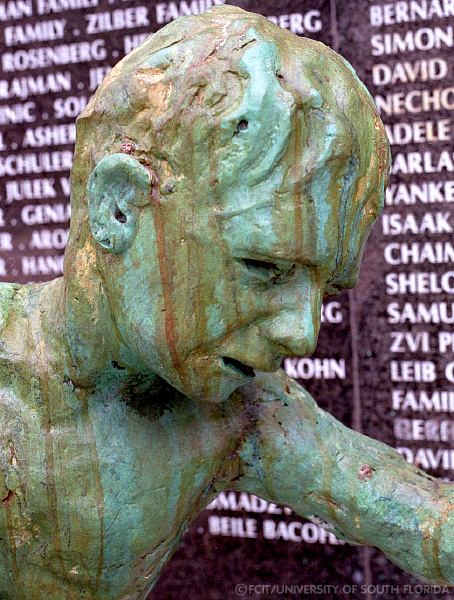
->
xmin=0 ymin=6 xmax=452 ymax=599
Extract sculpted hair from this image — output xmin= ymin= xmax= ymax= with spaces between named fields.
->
xmin=66 ymin=5 xmax=390 ymax=287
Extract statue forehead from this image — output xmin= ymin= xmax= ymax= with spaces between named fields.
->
xmin=127 ymin=22 xmax=342 ymax=137
xmin=88 ymin=18 xmax=356 ymax=184
xmin=135 ymin=32 xmax=355 ymax=269
xmin=202 ymin=42 xmax=350 ymax=265
xmin=143 ymin=30 xmax=353 ymax=188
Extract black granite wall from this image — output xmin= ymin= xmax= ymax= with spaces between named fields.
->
xmin=0 ymin=1 xmax=453 ymax=598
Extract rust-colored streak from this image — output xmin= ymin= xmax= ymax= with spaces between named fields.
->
xmin=42 ymin=378 xmax=65 ymax=575
xmin=421 ymin=527 xmax=431 ymax=580
xmin=148 ymin=167 xmax=182 ymax=375
xmin=420 ymin=513 xmax=449 ymax=584
xmin=313 ymin=427 xmax=338 ymax=524
xmin=309 ymin=404 xmax=336 ymax=521
xmin=431 ymin=518 xmax=446 ymax=584
xmin=149 ymin=169 xmax=161 ymax=205
xmin=153 ymin=203 xmax=182 ymax=375
xmin=208 ymin=134 xmax=241 ymax=326
xmin=3 ymin=498 xmax=19 ymax=587
xmin=81 ymin=392 xmax=105 ymax=592
xmin=292 ymin=110 xmax=304 ymax=256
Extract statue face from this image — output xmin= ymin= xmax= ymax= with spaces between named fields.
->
xmin=94 ymin=40 xmax=384 ymax=403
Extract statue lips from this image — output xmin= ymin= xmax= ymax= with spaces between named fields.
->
xmin=221 ymin=355 xmax=256 ymax=379
xmin=220 ymin=353 xmax=284 ymax=379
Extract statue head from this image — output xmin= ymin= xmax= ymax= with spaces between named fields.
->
xmin=64 ymin=5 xmax=390 ymax=402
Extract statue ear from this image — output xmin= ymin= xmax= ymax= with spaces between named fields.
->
xmin=87 ymin=153 xmax=151 ymax=254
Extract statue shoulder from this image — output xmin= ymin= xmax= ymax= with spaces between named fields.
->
xmin=0 ymin=283 xmax=36 ymax=394
xmin=0 ymin=283 xmax=22 ymax=341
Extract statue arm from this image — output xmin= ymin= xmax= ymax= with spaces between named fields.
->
xmin=233 ymin=370 xmax=454 ymax=585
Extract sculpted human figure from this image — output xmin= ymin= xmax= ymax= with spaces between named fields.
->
xmin=0 ymin=6 xmax=452 ymax=599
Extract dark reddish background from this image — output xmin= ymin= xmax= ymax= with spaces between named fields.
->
xmin=0 ymin=1 xmax=453 ymax=598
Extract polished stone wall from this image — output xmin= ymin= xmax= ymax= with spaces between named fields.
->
xmin=0 ymin=1 xmax=453 ymax=598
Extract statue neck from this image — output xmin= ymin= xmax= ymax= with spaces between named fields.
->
xmin=4 ymin=273 xmax=158 ymax=395
xmin=61 ymin=267 xmax=124 ymax=388
xmin=0 ymin=279 xmax=82 ymax=383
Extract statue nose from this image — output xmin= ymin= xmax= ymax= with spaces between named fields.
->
xmin=258 ymin=290 xmax=322 ymax=357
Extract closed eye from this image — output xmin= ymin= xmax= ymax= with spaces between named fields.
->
xmin=241 ymin=258 xmax=279 ymax=273
xmin=238 ymin=258 xmax=295 ymax=284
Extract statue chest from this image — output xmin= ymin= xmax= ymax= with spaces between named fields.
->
xmin=0 ymin=383 xmax=244 ymax=599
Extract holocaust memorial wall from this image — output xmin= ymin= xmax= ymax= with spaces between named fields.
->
xmin=0 ymin=0 xmax=453 ymax=598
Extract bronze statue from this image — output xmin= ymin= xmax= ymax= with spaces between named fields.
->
xmin=0 ymin=6 xmax=452 ymax=599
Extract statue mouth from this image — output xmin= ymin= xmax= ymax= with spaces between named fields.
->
xmin=221 ymin=356 xmax=256 ymax=379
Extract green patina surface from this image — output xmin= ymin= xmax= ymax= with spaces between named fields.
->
xmin=0 ymin=6 xmax=451 ymax=599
